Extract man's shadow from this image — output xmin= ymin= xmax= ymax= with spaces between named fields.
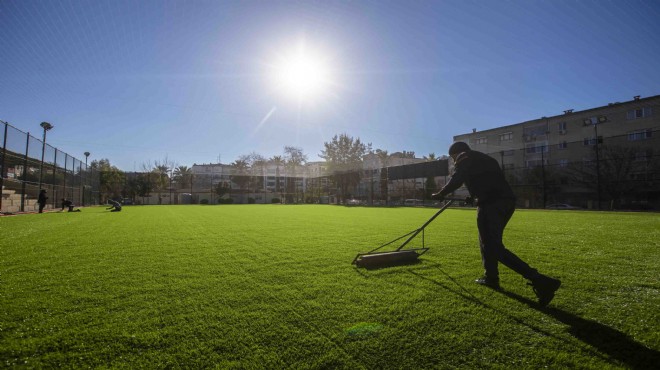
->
xmin=499 ymin=290 xmax=659 ymax=369
xmin=407 ymin=269 xmax=659 ymax=370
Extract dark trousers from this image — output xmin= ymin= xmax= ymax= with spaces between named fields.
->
xmin=477 ymin=198 xmax=539 ymax=280
xmin=38 ymin=203 xmax=45 ymax=213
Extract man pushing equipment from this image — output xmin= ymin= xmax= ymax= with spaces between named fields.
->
xmin=433 ymin=142 xmax=561 ymax=306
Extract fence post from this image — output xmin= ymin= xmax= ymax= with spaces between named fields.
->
xmin=20 ymin=134 xmax=30 ymax=212
xmin=0 ymin=121 xmax=8 ymax=212
xmin=52 ymin=150 xmax=57 ymax=209
xmin=79 ymin=160 xmax=82 ymax=206
xmin=63 ymin=153 xmax=68 ymax=201
xmin=592 ymin=123 xmax=602 ymax=210
xmin=541 ymin=145 xmax=547 ymax=209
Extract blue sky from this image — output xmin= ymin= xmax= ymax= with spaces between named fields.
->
xmin=1 ymin=0 xmax=659 ymax=171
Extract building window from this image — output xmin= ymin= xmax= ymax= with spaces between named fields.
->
xmin=502 ymin=150 xmax=515 ymax=156
xmin=558 ymin=159 xmax=569 ymax=168
xmin=626 ymin=107 xmax=652 ymax=120
xmin=523 ymin=122 xmax=548 ymax=141
xmin=557 ymin=141 xmax=568 ymax=150
xmin=558 ymin=122 xmax=567 ymax=134
xmin=503 ymin=163 xmax=515 ymax=170
xmin=628 ymin=129 xmax=652 ymax=141
xmin=499 ymin=132 xmax=513 ymax=141
xmin=525 ymin=143 xmax=548 ymax=154
xmin=475 ymin=137 xmax=487 ymax=144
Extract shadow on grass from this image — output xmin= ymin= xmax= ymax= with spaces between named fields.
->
xmin=499 ymin=290 xmax=660 ymax=370
xmin=405 ymin=267 xmax=660 ymax=370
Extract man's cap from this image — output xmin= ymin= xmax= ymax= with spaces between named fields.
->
xmin=448 ymin=141 xmax=470 ymax=155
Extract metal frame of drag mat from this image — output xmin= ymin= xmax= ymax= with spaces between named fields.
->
xmin=352 ymin=199 xmax=456 ymax=269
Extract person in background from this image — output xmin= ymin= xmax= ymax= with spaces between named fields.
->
xmin=432 ymin=141 xmax=561 ymax=306
xmin=37 ymin=189 xmax=48 ymax=213
xmin=106 ymin=199 xmax=122 ymax=212
xmin=61 ymin=198 xmax=81 ymax=212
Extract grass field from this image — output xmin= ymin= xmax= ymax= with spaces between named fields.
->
xmin=1 ymin=205 xmax=658 ymax=368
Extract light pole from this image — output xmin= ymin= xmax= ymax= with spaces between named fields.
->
xmin=594 ymin=122 xmax=602 ymax=210
xmin=83 ymin=151 xmax=90 ymax=206
xmin=38 ymin=122 xmax=54 ymax=191
xmin=587 ymin=115 xmax=606 ymax=210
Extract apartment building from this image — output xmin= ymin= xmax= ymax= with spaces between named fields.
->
xmin=453 ymin=94 xmax=659 ymax=209
xmin=189 ymin=150 xmax=443 ymax=204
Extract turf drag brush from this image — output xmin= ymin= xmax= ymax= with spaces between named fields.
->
xmin=352 ymin=199 xmax=454 ymax=269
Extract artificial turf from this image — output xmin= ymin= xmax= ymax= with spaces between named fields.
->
xmin=1 ymin=205 xmax=658 ymax=368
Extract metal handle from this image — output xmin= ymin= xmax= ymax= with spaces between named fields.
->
xmin=395 ymin=199 xmax=454 ymax=251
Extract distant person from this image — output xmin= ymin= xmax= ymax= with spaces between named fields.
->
xmin=37 ymin=189 xmax=48 ymax=213
xmin=432 ymin=141 xmax=561 ymax=306
xmin=107 ymin=199 xmax=122 ymax=212
xmin=61 ymin=198 xmax=81 ymax=212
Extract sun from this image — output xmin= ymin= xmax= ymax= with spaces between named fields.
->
xmin=271 ymin=42 xmax=332 ymax=101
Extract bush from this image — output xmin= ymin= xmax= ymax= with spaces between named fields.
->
xmin=248 ymin=197 xmax=256 ymax=204
xmin=218 ymin=198 xmax=234 ymax=204
xmin=271 ymin=198 xmax=281 ymax=204
xmin=200 ymin=199 xmax=209 ymax=205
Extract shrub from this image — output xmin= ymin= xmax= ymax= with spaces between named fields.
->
xmin=271 ymin=198 xmax=281 ymax=204
xmin=200 ymin=199 xmax=209 ymax=205
xmin=248 ymin=197 xmax=256 ymax=204
xmin=218 ymin=198 xmax=234 ymax=204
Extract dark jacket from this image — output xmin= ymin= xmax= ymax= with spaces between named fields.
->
xmin=38 ymin=191 xmax=48 ymax=204
xmin=438 ymin=150 xmax=515 ymax=205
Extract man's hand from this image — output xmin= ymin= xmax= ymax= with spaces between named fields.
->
xmin=431 ymin=192 xmax=444 ymax=201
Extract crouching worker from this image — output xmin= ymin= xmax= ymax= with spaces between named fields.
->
xmin=107 ymin=199 xmax=122 ymax=212
xmin=432 ymin=141 xmax=561 ymax=306
xmin=61 ymin=198 xmax=81 ymax=212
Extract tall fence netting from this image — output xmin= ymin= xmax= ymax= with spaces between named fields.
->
xmin=1 ymin=121 xmax=100 ymax=213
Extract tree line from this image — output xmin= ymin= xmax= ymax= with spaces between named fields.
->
xmin=93 ymin=133 xmax=417 ymax=203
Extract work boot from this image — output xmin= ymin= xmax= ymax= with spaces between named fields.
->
xmin=475 ymin=276 xmax=500 ymax=290
xmin=529 ymin=275 xmax=561 ymax=306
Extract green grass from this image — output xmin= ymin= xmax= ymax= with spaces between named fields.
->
xmin=1 ymin=205 xmax=659 ymax=368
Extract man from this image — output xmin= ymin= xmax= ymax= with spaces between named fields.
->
xmin=37 ymin=189 xmax=48 ymax=213
xmin=61 ymin=198 xmax=74 ymax=212
xmin=432 ymin=141 xmax=561 ymax=306
xmin=106 ymin=199 xmax=122 ymax=212
xmin=61 ymin=198 xmax=81 ymax=212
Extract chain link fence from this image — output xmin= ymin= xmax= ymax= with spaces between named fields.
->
xmin=90 ymin=130 xmax=658 ymax=211
xmin=481 ymin=130 xmax=660 ymax=210
xmin=1 ymin=121 xmax=100 ymax=213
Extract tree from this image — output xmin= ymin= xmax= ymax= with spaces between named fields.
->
xmin=271 ymin=155 xmax=285 ymax=198
xmin=376 ymin=149 xmax=390 ymax=203
xmin=319 ymin=134 xmax=371 ymax=204
xmin=215 ymin=181 xmax=230 ymax=199
xmin=173 ymin=166 xmax=193 ymax=190
xmin=568 ymin=145 xmax=647 ymax=210
xmin=90 ymin=159 xmax=124 ymax=202
xmin=230 ymin=158 xmax=250 ymax=195
xmin=424 ymin=153 xmax=437 ymax=199
xmin=150 ymin=160 xmax=171 ymax=204
xmin=284 ymin=146 xmax=307 ymax=203
xmin=134 ymin=173 xmax=154 ymax=201
xmin=248 ymin=152 xmax=267 ymax=195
